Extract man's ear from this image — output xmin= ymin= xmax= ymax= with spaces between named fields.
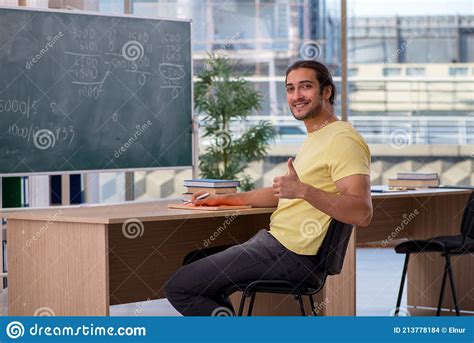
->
xmin=322 ymin=85 xmax=332 ymax=101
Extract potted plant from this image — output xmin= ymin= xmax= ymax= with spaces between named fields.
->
xmin=194 ymin=55 xmax=276 ymax=191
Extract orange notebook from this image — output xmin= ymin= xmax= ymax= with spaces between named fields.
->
xmin=167 ymin=204 xmax=252 ymax=211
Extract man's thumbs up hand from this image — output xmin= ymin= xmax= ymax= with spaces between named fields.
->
xmin=273 ymin=158 xmax=307 ymax=199
xmin=287 ymin=157 xmax=297 ymax=176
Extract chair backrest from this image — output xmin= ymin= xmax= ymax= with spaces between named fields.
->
xmin=461 ymin=192 xmax=474 ymax=243
xmin=314 ymin=219 xmax=354 ymax=275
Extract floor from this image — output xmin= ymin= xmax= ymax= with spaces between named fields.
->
xmin=356 ymin=247 xmax=407 ymax=316
xmin=0 ymin=248 xmax=407 ymax=316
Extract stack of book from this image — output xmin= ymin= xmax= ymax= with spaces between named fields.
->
xmin=182 ymin=179 xmax=240 ymax=201
xmin=388 ymin=172 xmax=440 ymax=189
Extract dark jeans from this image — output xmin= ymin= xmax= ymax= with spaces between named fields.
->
xmin=164 ymin=229 xmax=322 ymax=316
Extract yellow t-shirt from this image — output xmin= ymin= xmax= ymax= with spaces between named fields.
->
xmin=269 ymin=121 xmax=370 ymax=255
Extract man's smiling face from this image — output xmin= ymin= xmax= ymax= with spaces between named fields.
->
xmin=285 ymin=67 xmax=323 ymax=121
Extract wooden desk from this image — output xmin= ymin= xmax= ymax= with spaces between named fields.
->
xmin=2 ymin=188 xmax=472 ymax=316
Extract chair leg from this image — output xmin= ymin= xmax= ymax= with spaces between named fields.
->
xmin=395 ymin=254 xmax=410 ymax=316
xmin=295 ymin=294 xmax=306 ymax=316
xmin=445 ymin=255 xmax=460 ymax=316
xmin=247 ymin=292 xmax=256 ymax=316
xmin=309 ymin=294 xmax=317 ymax=316
xmin=436 ymin=257 xmax=449 ymax=316
xmin=238 ymin=293 xmax=247 ymax=316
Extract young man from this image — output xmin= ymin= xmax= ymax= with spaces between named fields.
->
xmin=165 ymin=60 xmax=372 ymax=316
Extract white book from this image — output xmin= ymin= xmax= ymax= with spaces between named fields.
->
xmin=396 ymin=172 xmax=439 ymax=180
xmin=183 ymin=179 xmax=240 ymax=188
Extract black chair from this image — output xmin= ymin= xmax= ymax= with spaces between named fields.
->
xmin=183 ymin=219 xmax=354 ymax=316
xmin=394 ymin=192 xmax=474 ymax=316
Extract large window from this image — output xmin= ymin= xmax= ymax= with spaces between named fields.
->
xmin=349 ymin=0 xmax=474 ymax=186
xmin=131 ymin=0 xmax=342 ymax=118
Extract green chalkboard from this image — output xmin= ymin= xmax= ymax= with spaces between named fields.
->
xmin=0 ymin=7 xmax=192 ymax=175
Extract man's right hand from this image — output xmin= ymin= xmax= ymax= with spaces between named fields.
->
xmin=190 ymin=187 xmax=278 ymax=208
xmin=191 ymin=191 xmax=222 ymax=206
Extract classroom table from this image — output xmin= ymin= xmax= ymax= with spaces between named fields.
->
xmin=2 ymin=188 xmax=472 ymax=316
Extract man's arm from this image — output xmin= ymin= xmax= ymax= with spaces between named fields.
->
xmin=192 ymin=187 xmax=279 ymax=208
xmin=300 ymin=174 xmax=372 ymax=227
xmin=273 ymin=158 xmax=373 ymax=227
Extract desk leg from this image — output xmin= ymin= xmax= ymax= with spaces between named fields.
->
xmin=7 ymin=219 xmax=109 ymax=316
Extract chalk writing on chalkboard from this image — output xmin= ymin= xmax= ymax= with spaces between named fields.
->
xmin=0 ymin=7 xmax=192 ymax=175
